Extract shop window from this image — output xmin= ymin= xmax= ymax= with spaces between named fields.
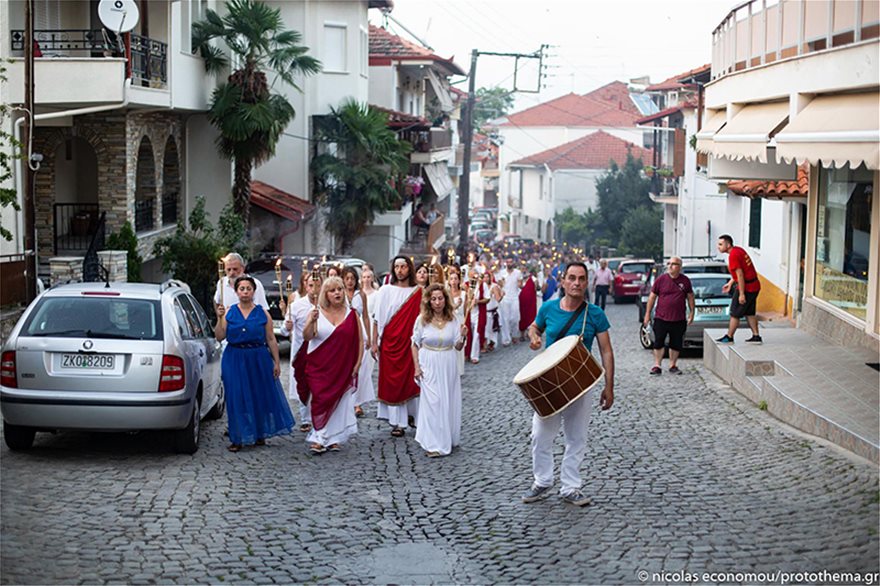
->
xmin=814 ymin=166 xmax=873 ymax=321
xmin=748 ymin=197 xmax=762 ymax=249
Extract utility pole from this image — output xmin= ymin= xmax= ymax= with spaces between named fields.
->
xmin=457 ymin=49 xmax=478 ymax=258
xmin=456 ymin=46 xmax=547 ymax=259
xmin=23 ymin=0 xmax=36 ymax=301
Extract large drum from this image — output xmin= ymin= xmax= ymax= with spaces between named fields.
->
xmin=513 ymin=335 xmax=604 ymax=418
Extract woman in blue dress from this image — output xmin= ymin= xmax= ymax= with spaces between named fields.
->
xmin=215 ymin=275 xmax=294 ymax=452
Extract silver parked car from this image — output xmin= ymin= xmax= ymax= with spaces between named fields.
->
xmin=0 ymin=281 xmax=224 ymax=453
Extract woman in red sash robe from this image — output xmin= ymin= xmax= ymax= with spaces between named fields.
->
xmin=519 ymin=274 xmax=538 ymax=337
xmin=301 ymin=276 xmax=362 ymax=454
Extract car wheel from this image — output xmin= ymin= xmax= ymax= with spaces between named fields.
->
xmin=206 ymin=383 xmax=225 ymax=421
xmin=4 ymin=421 xmax=36 ymax=451
xmin=639 ymin=325 xmax=653 ymax=350
xmin=174 ymin=395 xmax=200 ymax=454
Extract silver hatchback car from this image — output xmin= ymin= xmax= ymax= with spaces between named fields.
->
xmin=0 ymin=280 xmax=224 ymax=453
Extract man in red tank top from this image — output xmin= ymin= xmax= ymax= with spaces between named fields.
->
xmin=716 ymin=234 xmax=762 ymax=344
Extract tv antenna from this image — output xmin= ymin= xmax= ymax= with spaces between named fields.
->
xmin=98 ymin=0 xmax=140 ymax=34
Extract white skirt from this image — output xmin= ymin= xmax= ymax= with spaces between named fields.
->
xmin=414 ymin=347 xmax=462 ymax=455
xmin=307 ymin=389 xmax=357 ymax=447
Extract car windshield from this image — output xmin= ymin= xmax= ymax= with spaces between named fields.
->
xmin=691 ymin=276 xmax=732 ymax=299
xmin=607 ymin=260 xmax=623 ymax=271
xmin=21 ymin=297 xmax=163 ymax=340
xmin=620 ymin=263 xmax=652 ymax=274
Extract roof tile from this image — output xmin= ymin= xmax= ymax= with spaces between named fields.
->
xmin=726 ymin=164 xmax=809 ymax=198
xmin=500 ymin=81 xmax=643 ymax=127
xmin=509 ymin=130 xmax=653 ymax=170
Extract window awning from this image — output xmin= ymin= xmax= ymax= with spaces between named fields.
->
xmin=695 ymin=110 xmax=727 ymax=154
xmin=249 ymin=180 xmax=316 ymax=223
xmin=423 ymin=162 xmax=454 ymax=200
xmin=425 ymin=69 xmax=454 ymax=113
xmin=775 ymin=92 xmax=880 ymax=170
xmin=711 ymin=102 xmax=789 ymax=164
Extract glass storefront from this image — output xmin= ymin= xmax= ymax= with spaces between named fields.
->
xmin=813 ymin=166 xmax=874 ymax=321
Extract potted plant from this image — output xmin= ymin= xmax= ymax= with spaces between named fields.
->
xmin=643 ymin=165 xmax=655 ymax=177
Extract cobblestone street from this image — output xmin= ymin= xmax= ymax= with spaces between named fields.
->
xmin=2 ymin=302 xmax=878 ymax=585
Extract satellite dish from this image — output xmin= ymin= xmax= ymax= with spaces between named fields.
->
xmin=98 ymin=0 xmax=139 ymax=33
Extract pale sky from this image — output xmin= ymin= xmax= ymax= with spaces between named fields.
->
xmin=370 ymin=0 xmax=736 ymax=110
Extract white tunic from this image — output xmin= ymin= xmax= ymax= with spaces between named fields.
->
xmin=372 ymin=284 xmax=420 ymax=427
xmin=306 ymin=309 xmax=358 ymax=447
xmin=449 ymin=289 xmax=467 ymax=374
xmin=280 ymin=296 xmax=315 ymax=410
xmin=350 ymin=292 xmax=375 ymax=407
xmin=214 ymin=276 xmax=269 ymax=309
xmin=412 ymin=318 xmax=462 ymax=455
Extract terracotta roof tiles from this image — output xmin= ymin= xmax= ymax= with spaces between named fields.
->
xmin=368 ymin=25 xmax=465 ymax=75
xmin=726 ymin=164 xmax=809 ymax=199
xmin=509 ymin=130 xmax=653 ymax=170
xmin=500 ymin=81 xmax=643 ymax=127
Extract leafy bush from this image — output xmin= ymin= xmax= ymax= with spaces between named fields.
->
xmin=106 ymin=221 xmax=143 ymax=282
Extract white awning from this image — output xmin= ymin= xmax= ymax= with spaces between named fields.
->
xmin=426 ymin=69 xmax=454 ymax=113
xmin=695 ymin=110 xmax=727 ymax=154
xmin=711 ymin=102 xmax=789 ymax=164
xmin=775 ymin=92 xmax=880 ymax=170
xmin=423 ymin=162 xmax=454 ymax=200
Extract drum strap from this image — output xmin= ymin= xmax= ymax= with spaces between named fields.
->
xmin=560 ymin=301 xmax=588 ymax=341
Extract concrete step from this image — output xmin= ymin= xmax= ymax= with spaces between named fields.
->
xmin=703 ymin=327 xmax=879 ymax=464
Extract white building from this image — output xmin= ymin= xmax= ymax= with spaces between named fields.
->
xmin=496 ymin=81 xmax=654 ymax=238
xmin=0 ymin=0 xmax=224 ymax=290
xmin=696 ymin=0 xmax=879 ymax=351
xmin=507 ymin=131 xmax=653 ymax=241
xmin=353 ymin=23 xmax=463 ymax=268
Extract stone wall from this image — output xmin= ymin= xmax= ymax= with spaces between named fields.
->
xmin=48 ymin=251 xmax=129 ymax=287
xmin=33 ymin=110 xmax=185 ymax=268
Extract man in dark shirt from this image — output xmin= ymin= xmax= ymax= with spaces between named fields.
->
xmin=643 ymin=256 xmax=694 ymax=374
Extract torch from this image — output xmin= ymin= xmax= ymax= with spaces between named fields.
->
xmin=217 ymin=257 xmax=225 ymax=282
xmin=428 ymin=255 xmax=438 ymax=284
xmin=447 ymin=246 xmax=455 ymax=267
xmin=274 ymin=257 xmax=284 ymax=299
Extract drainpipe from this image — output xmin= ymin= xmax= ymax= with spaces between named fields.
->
xmin=13 ymin=78 xmax=132 ymax=257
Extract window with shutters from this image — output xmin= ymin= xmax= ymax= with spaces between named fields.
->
xmin=323 ymin=23 xmax=347 ymax=73
xmin=748 ymin=197 xmax=762 ymax=249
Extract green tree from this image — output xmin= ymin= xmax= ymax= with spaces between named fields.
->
xmin=106 ymin=221 xmax=143 ymax=282
xmin=311 ymin=100 xmax=411 ymax=253
xmin=618 ymin=205 xmax=663 ymax=259
xmin=154 ymin=197 xmax=225 ymax=312
xmin=473 ymin=87 xmax=515 ymax=129
xmin=595 ymin=152 xmax=652 ymax=243
xmin=193 ymin=0 xmax=321 ymax=225
xmin=0 ymin=63 xmax=22 ymax=242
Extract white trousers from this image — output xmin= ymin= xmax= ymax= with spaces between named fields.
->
xmin=500 ymin=297 xmax=519 ymax=345
xmin=377 ymin=397 xmax=419 ymax=429
xmin=531 ymin=390 xmax=593 ymax=495
xmin=485 ymin=309 xmax=498 ymax=347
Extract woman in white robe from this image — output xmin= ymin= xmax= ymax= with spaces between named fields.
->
xmin=446 ymin=267 xmax=467 ymax=375
xmin=411 ymin=284 xmax=467 ymax=457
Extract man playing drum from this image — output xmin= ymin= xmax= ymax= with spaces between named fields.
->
xmin=523 ymin=262 xmax=615 ymax=506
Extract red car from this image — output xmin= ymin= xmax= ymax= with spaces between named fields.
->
xmin=613 ymin=259 xmax=655 ymax=303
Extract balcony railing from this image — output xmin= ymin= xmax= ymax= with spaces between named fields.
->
xmin=711 ymin=0 xmax=880 ymax=80
xmin=135 ymin=199 xmax=155 ymax=233
xmin=10 ymin=29 xmax=167 ymax=87
xmin=162 ymin=192 xmax=178 ymax=226
xmin=401 ymin=127 xmax=453 ymax=153
xmin=130 ymin=33 xmax=167 ymax=88
xmin=54 ymin=203 xmax=102 ymax=254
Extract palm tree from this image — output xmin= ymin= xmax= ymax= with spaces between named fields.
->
xmin=193 ymin=0 xmax=320 ymax=225
xmin=311 ymin=100 xmax=412 ymax=253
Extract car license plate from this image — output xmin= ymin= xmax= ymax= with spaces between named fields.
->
xmin=61 ymin=354 xmax=115 ymax=369
xmin=698 ymin=306 xmax=725 ymax=315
